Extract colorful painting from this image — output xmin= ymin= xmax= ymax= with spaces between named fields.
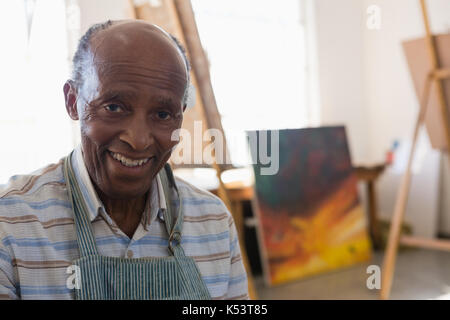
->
xmin=248 ymin=127 xmax=372 ymax=286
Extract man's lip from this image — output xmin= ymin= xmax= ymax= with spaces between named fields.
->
xmin=106 ymin=151 xmax=154 ymax=175
xmin=107 ymin=150 xmax=155 ymax=161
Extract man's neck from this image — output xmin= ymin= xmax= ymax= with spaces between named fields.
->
xmin=96 ymin=187 xmax=149 ymax=239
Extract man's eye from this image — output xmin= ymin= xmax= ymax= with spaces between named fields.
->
xmin=105 ymin=104 xmax=123 ymax=113
xmin=157 ymin=111 xmax=171 ymax=120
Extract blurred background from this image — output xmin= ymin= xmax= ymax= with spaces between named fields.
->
xmin=1 ymin=0 xmax=450 ymax=300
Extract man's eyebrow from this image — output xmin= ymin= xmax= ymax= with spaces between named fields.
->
xmin=97 ymin=91 xmax=179 ymax=109
xmin=101 ymin=90 xmax=138 ymax=101
xmin=154 ymin=96 xmax=179 ymax=109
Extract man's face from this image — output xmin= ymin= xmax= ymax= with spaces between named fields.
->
xmin=66 ymin=21 xmax=187 ymax=200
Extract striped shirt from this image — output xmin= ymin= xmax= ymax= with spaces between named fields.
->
xmin=0 ymin=146 xmax=249 ymax=300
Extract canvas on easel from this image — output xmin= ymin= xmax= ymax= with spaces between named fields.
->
xmin=380 ymin=0 xmax=450 ymax=300
xmin=403 ymin=33 xmax=450 ymax=150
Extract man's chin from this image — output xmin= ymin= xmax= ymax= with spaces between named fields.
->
xmin=95 ymin=174 xmax=152 ymax=199
xmin=102 ymin=184 xmax=151 ymax=201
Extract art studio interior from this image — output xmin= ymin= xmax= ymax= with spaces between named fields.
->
xmin=0 ymin=0 xmax=450 ymax=300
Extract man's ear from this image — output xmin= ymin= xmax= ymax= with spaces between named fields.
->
xmin=63 ymin=80 xmax=79 ymax=120
xmin=184 ymin=83 xmax=196 ymax=110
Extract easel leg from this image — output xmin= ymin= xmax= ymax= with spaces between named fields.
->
xmin=380 ymin=77 xmax=432 ymax=300
xmin=380 ymin=151 xmax=416 ymax=299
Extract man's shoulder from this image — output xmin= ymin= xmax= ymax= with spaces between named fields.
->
xmin=174 ymin=176 xmax=231 ymax=218
xmin=0 ymin=159 xmax=66 ymax=203
xmin=0 ymin=159 xmax=69 ymax=239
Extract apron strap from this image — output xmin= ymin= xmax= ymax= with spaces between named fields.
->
xmin=159 ymin=164 xmax=207 ymax=297
xmin=159 ymin=164 xmax=184 ymax=255
xmin=63 ymin=152 xmax=99 ymax=257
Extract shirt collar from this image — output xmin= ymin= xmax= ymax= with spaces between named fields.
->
xmin=71 ymin=145 xmax=166 ymax=225
xmin=156 ymin=174 xmax=167 ymax=211
xmin=150 ymin=174 xmax=167 ymax=224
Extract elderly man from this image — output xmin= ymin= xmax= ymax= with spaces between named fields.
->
xmin=0 ymin=20 xmax=249 ymax=300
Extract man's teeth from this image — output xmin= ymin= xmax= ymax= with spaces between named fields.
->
xmin=110 ymin=152 xmax=150 ymax=167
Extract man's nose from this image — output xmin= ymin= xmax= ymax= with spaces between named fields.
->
xmin=119 ymin=117 xmax=154 ymax=151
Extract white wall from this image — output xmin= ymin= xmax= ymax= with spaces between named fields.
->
xmin=313 ymin=0 xmax=369 ymax=164
xmin=313 ymin=0 xmax=450 ymax=237
xmin=77 ymin=0 xmax=132 ymax=34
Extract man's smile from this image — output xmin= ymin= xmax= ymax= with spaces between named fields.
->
xmin=107 ymin=150 xmax=155 ymax=176
xmin=108 ymin=150 xmax=153 ymax=167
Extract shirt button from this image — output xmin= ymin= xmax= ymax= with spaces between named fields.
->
xmin=127 ymin=250 xmax=134 ymax=258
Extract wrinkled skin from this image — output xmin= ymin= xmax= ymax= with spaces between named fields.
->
xmin=63 ymin=20 xmax=187 ymax=237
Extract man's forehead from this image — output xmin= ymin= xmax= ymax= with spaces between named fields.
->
xmin=91 ymin=20 xmax=170 ymax=46
xmin=88 ymin=20 xmax=186 ymax=76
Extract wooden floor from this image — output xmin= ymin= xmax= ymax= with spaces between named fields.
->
xmin=252 ymin=248 xmax=450 ymax=300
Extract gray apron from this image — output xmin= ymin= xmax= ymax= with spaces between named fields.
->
xmin=63 ymin=152 xmax=211 ymax=300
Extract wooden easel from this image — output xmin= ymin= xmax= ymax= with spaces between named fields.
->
xmin=128 ymin=0 xmax=258 ymax=299
xmin=380 ymin=0 xmax=450 ymax=300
